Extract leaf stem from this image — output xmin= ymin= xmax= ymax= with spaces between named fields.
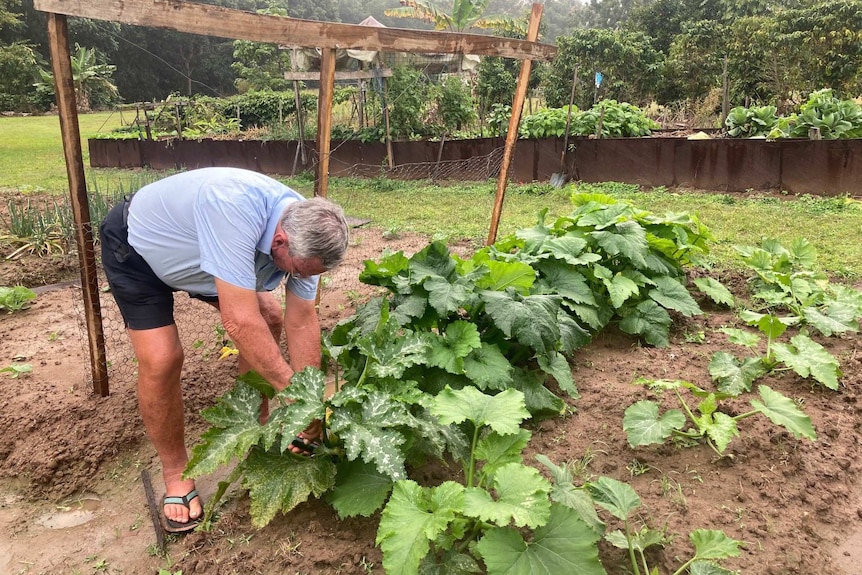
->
xmin=466 ymin=424 xmax=480 ymax=489
xmin=624 ymin=521 xmax=641 ymax=575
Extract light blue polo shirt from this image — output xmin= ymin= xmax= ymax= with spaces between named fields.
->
xmin=127 ymin=167 xmax=318 ymax=300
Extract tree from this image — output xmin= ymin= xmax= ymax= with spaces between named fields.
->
xmin=35 ymin=43 xmax=119 ymax=110
xmin=544 ymin=29 xmax=663 ymax=110
xmin=231 ymin=4 xmax=292 ymax=92
xmin=384 ymin=0 xmax=524 ymax=34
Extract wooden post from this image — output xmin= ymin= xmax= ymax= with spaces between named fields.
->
xmin=382 ymin=73 xmax=394 ymax=170
xmin=721 ymin=56 xmax=729 ymax=130
xmin=486 ymin=3 xmax=542 ymax=245
xmin=47 ymin=13 xmax=109 ymax=396
xmin=315 ymin=47 xmax=336 ymax=198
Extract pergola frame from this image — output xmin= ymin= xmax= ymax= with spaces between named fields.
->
xmin=33 ymin=0 xmax=555 ymax=395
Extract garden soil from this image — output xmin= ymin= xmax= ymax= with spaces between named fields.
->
xmin=1 ymin=222 xmax=862 ymax=575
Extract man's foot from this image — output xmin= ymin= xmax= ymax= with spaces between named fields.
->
xmin=163 ymin=481 xmax=203 ymax=533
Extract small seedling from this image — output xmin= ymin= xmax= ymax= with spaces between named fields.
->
xmin=1 ymin=363 xmax=32 ymax=378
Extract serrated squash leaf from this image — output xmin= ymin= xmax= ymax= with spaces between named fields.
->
xmin=693 ymin=277 xmax=735 ymax=307
xmin=708 ymin=351 xmax=767 ymax=395
xmin=751 ymin=385 xmax=817 ymax=440
xmin=329 ymin=389 xmax=413 ymax=480
xmin=536 ymin=351 xmax=579 ymax=398
xmin=475 ymin=503 xmax=605 ymax=575
xmin=508 ymin=367 xmax=565 ymax=419
xmin=619 ymin=300 xmax=672 ymax=347
xmin=719 ymin=327 xmax=760 ymax=348
xmin=591 ymin=220 xmax=649 ymax=268
xmin=242 ymin=446 xmax=336 ymax=528
xmin=265 ymin=368 xmax=328 ymax=453
xmin=703 ymin=412 xmax=739 ymax=453
xmin=327 ymin=459 xmax=393 ymax=518
xmin=475 ymin=429 xmax=531 ymax=473
xmin=432 ymin=386 xmax=528 ymax=436
xmin=649 ymin=276 xmax=702 ymax=317
xmin=476 ymin=259 xmax=536 ymax=293
xmin=360 ymin=250 xmax=410 ymax=289
xmin=535 ymin=260 xmax=597 ymax=305
xmin=772 ymin=334 xmax=841 ymax=389
xmin=185 ymin=382 xmax=264 ymax=478
xmin=603 ymin=272 xmax=640 ymax=309
xmin=463 ymin=343 xmax=514 ymax=390
xmin=410 ymin=241 xmax=457 ymax=283
xmin=426 ymin=320 xmax=482 ymax=374
xmin=802 ymin=305 xmax=858 ymax=336
xmin=377 ymin=480 xmax=465 ymax=575
xmin=605 ymin=525 xmax=665 ymax=552
xmin=425 ymin=276 xmax=473 ymax=316
xmin=623 ymin=400 xmax=686 ymax=447
xmin=557 ymin=311 xmax=592 ymax=354
xmin=480 ymin=290 xmax=562 ymax=353
xmin=535 ymin=455 xmax=605 ymax=535
xmin=690 ymin=528 xmax=743 ymax=559
xmin=587 ymin=476 xmax=642 ymax=520
xmin=463 ymin=463 xmax=551 ymax=528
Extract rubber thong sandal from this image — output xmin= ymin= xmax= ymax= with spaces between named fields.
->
xmin=162 ymin=488 xmax=203 ymax=534
xmin=290 ymin=434 xmax=321 ymax=456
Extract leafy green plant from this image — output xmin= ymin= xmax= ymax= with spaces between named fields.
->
xmin=623 ymin=378 xmax=816 ymax=456
xmin=1 ymin=363 xmax=33 ymax=378
xmin=724 ymin=105 xmax=779 ymax=138
xmin=377 ymin=386 xmax=606 ymax=575
xmin=0 ymin=285 xmax=37 ymax=312
xmin=582 ymin=474 xmax=742 ymax=575
xmin=787 ymin=89 xmax=862 ymax=139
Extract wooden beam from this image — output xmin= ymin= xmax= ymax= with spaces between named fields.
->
xmin=487 ymin=3 xmax=543 ymax=246
xmin=47 ymin=13 xmax=110 ymax=396
xmin=33 ymin=0 xmax=556 ymax=61
xmin=314 ymin=48 xmax=336 ymax=198
xmin=284 ymin=69 xmax=393 ymax=82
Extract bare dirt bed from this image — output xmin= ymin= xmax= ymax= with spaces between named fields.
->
xmin=1 ymin=222 xmax=861 ymax=575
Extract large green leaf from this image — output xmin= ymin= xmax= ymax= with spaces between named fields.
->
xmin=541 ymin=235 xmax=601 ymax=266
xmin=425 ymin=276 xmax=473 ymax=316
xmin=481 ymin=290 xmax=562 ymax=353
xmin=329 ymin=388 xmax=413 ymax=480
xmin=535 ymin=260 xmax=596 ymax=305
xmin=587 ymin=476 xmax=641 ymax=521
xmin=591 ymin=220 xmax=649 ymax=268
xmin=802 ymin=306 xmax=858 ymax=336
xmin=360 ymin=250 xmax=410 ymax=289
xmin=702 ymin=412 xmax=739 ymax=453
xmin=432 ymin=386 xmax=529 ymax=436
xmin=648 ymin=275 xmax=702 ymax=317
xmin=242 ymin=446 xmax=336 ymax=528
xmin=535 ymin=455 xmax=605 ymax=535
xmin=619 ymin=300 xmax=672 ymax=347
xmin=476 ymin=259 xmax=536 ymax=293
xmin=509 ymin=367 xmax=566 ymax=419
xmin=463 ymin=343 xmax=514 ymax=390
xmin=377 ymin=480 xmax=465 ymax=575
xmin=708 ymin=351 xmax=768 ymax=395
xmin=475 ymin=503 xmax=606 ymax=575
xmin=410 ymin=241 xmax=457 ymax=283
xmin=185 ymin=382 xmax=265 ymax=478
xmin=750 ymin=385 xmax=817 ymax=440
xmin=772 ymin=334 xmax=841 ymax=390
xmin=693 ymin=277 xmax=735 ymax=307
xmin=463 ymin=463 xmax=551 ymax=528
xmin=426 ymin=321 xmax=482 ymax=374
xmin=475 ymin=430 xmax=531 ymax=473
xmin=690 ymin=528 xmax=743 ymax=560
xmin=327 ymin=459 xmax=393 ymax=518
xmin=623 ymin=400 xmax=686 ymax=447
xmin=266 ymin=368 xmax=328 ymax=453
xmin=537 ymin=351 xmax=579 ymax=399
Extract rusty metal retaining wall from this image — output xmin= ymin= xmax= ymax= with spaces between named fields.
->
xmin=88 ymin=136 xmax=862 ymax=196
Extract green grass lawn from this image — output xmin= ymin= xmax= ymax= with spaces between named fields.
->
xmin=0 ymin=111 xmax=127 ymax=193
xmin=2 ymin=112 xmax=861 ymax=277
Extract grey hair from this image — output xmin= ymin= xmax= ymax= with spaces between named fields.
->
xmin=279 ymin=197 xmax=349 ymax=269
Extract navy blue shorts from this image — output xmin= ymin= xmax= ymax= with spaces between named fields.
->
xmin=100 ymin=198 xmax=179 ymax=330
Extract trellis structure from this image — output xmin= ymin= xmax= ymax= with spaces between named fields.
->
xmin=32 ymin=0 xmax=556 ymax=395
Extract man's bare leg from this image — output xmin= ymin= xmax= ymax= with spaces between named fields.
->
xmin=129 ymin=324 xmax=202 ymax=524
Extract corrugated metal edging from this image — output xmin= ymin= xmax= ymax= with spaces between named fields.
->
xmin=88 ymin=137 xmax=862 ymax=195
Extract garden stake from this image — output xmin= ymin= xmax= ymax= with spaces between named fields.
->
xmin=141 ymin=469 xmax=166 ymax=553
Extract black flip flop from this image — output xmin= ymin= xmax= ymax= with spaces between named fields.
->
xmin=162 ymin=488 xmax=203 ymax=534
